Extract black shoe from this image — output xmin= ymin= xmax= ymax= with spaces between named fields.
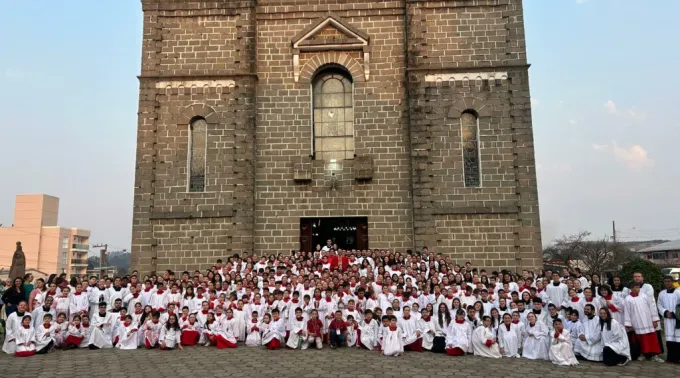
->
xmin=88 ymin=344 xmax=98 ymax=350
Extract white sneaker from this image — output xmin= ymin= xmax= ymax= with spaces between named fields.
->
xmin=649 ymin=355 xmax=665 ymax=363
xmin=637 ymin=355 xmax=646 ymax=361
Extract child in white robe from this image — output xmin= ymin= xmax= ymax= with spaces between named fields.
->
xmin=521 ymin=312 xmax=549 ymax=360
xmin=549 ymin=318 xmax=578 ymax=366
xmin=89 ymin=302 xmax=114 ymax=349
xmin=202 ymin=313 xmax=218 ymax=346
xmin=233 ymin=301 xmax=247 ymax=342
xmin=116 ymin=315 xmax=139 ymax=350
xmin=144 ymin=312 xmax=163 ymax=348
xmin=54 ymin=287 xmax=71 ymax=320
xmin=498 ymin=313 xmax=521 ymax=358
xmin=34 ymin=313 xmax=55 ymax=354
xmin=263 ymin=310 xmax=285 ymax=349
xmin=180 ymin=313 xmax=202 ymax=346
xmin=246 ymin=311 xmax=263 ymax=346
xmin=52 ymin=312 xmax=68 ymax=348
xmin=382 ymin=315 xmax=404 ymax=356
xmin=286 ymin=307 xmax=309 ymax=349
xmin=471 ymin=316 xmax=501 ymax=358
xmin=69 ymin=284 xmax=90 ymax=321
xmin=78 ymin=315 xmax=93 ymax=348
xmin=159 ymin=314 xmax=183 ymax=350
xmin=14 ymin=316 xmax=36 ymax=357
xmin=445 ymin=310 xmax=472 ymax=356
xmin=345 ymin=315 xmax=358 ymax=348
xmin=215 ymin=308 xmax=238 ymax=349
xmin=358 ymin=310 xmax=378 ymax=350
xmin=64 ymin=315 xmax=86 ymax=349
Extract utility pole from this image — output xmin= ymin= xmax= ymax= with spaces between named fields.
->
xmin=611 ymin=221 xmax=617 ymax=243
xmin=93 ymin=243 xmax=108 ymax=277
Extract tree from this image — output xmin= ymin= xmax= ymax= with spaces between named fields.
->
xmin=617 ymin=258 xmax=664 ymax=294
xmin=542 ymin=231 xmax=590 ymax=266
xmin=543 ymin=231 xmax=635 ymax=274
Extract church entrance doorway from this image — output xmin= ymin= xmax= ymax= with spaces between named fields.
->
xmin=299 ymin=217 xmax=368 ymax=252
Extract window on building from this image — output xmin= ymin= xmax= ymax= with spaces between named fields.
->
xmin=62 ymin=237 xmax=69 ymax=249
xmin=461 ymin=111 xmax=481 ymax=187
xmin=312 ymin=68 xmax=354 ymax=161
xmin=188 ymin=117 xmax=207 ymax=192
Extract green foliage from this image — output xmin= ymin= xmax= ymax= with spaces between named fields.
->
xmin=617 ymin=258 xmax=664 ymax=294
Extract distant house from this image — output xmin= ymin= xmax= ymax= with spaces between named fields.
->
xmin=638 ymin=240 xmax=680 ymax=266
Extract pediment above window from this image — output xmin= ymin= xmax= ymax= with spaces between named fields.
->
xmin=291 ymin=13 xmax=370 ymax=82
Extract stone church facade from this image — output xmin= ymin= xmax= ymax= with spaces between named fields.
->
xmin=131 ymin=0 xmax=542 ymax=273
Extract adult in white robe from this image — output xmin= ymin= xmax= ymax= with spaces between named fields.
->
xmin=286 ymin=315 xmax=309 ymax=349
xmin=2 ymin=305 xmax=30 ymax=355
xmin=521 ymin=313 xmax=549 ymax=360
xmin=471 ymin=320 xmax=501 ymax=358
xmin=498 ymin=315 xmax=522 ymax=358
xmin=599 ymin=285 xmax=625 ymax=325
xmin=623 ymin=286 xmax=662 ymax=360
xmin=89 ymin=306 xmax=115 ymax=349
xmin=549 ymin=323 xmax=578 ymax=366
xmin=599 ymin=308 xmax=631 ymax=366
xmin=31 ymin=299 xmax=56 ymax=328
xmin=573 ymin=305 xmax=602 ymax=362
xmin=546 ymin=274 xmax=569 ymax=311
xmin=116 ymin=321 xmax=139 ymax=350
xmin=657 ymin=278 xmax=680 ymax=363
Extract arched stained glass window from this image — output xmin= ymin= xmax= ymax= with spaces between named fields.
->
xmin=312 ymin=69 xmax=354 ymax=161
xmin=461 ymin=111 xmax=481 ymax=187
xmin=188 ymin=117 xmax=207 ymax=192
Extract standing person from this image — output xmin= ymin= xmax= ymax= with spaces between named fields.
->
xmin=2 ymin=300 xmax=29 ymax=354
xmin=658 ymin=276 xmax=680 ymax=363
xmin=22 ymin=274 xmax=34 ymax=300
xmin=27 ymin=278 xmax=45 ymax=312
xmin=546 ymin=272 xmax=568 ymax=313
xmin=599 ymin=285 xmax=624 ymax=325
xmin=471 ymin=315 xmax=501 ymax=358
xmin=549 ymin=318 xmax=578 ymax=366
xmin=2 ymin=277 xmax=25 ymax=316
xmin=522 ymin=312 xmax=549 ymax=360
xmin=600 ymin=307 xmax=631 ymax=366
xmin=31 ymin=296 xmax=56 ymax=328
xmin=623 ymin=281 xmax=663 ymax=362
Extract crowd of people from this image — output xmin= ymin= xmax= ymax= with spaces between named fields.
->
xmin=1 ymin=240 xmax=679 ymax=366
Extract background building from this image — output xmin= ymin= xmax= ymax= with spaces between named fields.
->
xmin=638 ymin=240 xmax=680 ymax=266
xmin=132 ymin=0 xmax=542 ymax=273
xmin=0 ymin=194 xmax=90 ymax=278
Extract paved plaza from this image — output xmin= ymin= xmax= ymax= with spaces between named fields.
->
xmin=0 ymin=346 xmax=674 ymax=378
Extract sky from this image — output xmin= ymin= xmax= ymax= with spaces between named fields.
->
xmin=0 ymin=0 xmax=678 ymax=255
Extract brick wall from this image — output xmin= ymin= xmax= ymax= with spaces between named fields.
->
xmin=132 ymin=0 xmax=542 ymax=273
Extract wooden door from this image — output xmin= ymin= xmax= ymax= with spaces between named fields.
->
xmin=300 ymin=219 xmax=312 ymax=252
xmin=356 ymin=219 xmax=368 ymax=250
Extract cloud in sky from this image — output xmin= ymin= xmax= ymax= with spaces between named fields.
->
xmin=592 ymin=141 xmax=654 ymax=169
xmin=605 ymin=100 xmax=617 ymax=114
xmin=604 ymin=100 xmax=647 ymax=121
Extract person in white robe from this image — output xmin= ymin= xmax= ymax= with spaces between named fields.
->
xmin=216 ymin=309 xmax=238 ymax=348
xmin=573 ymin=304 xmax=602 ymax=361
xmin=419 ymin=308 xmax=436 ymax=351
xmin=14 ymin=316 xmax=36 ymax=357
xmin=3 ymin=301 xmax=30 ymax=355
xmin=88 ymin=282 xmax=108 ymax=318
xmin=286 ymin=308 xmax=309 ymax=349
xmin=445 ymin=309 xmax=472 ymax=356
xmin=180 ymin=314 xmax=202 ymax=346
xmin=382 ymin=316 xmax=404 ymax=356
xmin=232 ymin=303 xmax=247 ymax=342
xmin=549 ymin=318 xmax=578 ymax=366
xmin=245 ymin=311 xmax=263 ymax=346
xmin=115 ymin=315 xmax=139 ymax=350
xmin=578 ymin=288 xmax=601 ymax=322
xmin=624 ymin=282 xmax=663 ymax=362
xmin=159 ymin=314 xmax=183 ymax=350
xmin=68 ymin=284 xmax=90 ymax=321
xmin=89 ymin=302 xmax=114 ymax=349
xmin=64 ymin=315 xmax=86 ymax=348
xmin=599 ymin=285 xmax=624 ymax=325
xmin=358 ymin=310 xmax=379 ymax=350
xmin=471 ymin=316 xmax=502 ymax=358
xmin=263 ymin=310 xmax=285 ymax=349
xmin=498 ymin=313 xmax=522 ymax=358
xmin=545 ymin=303 xmax=566 ymax=333
xmin=599 ymin=307 xmax=631 ymax=366
xmin=31 ymin=296 xmax=56 ymax=329
xmin=658 ymin=276 xmax=680 ymax=363
xmin=546 ymin=272 xmax=569 ymax=313
xmin=346 ymin=316 xmax=358 ymax=347
xmin=398 ymin=306 xmax=425 ymax=352
xmin=78 ymin=316 xmax=93 ymax=348
xmin=521 ymin=312 xmax=549 ymax=360
xmin=34 ymin=313 xmax=56 ymax=354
